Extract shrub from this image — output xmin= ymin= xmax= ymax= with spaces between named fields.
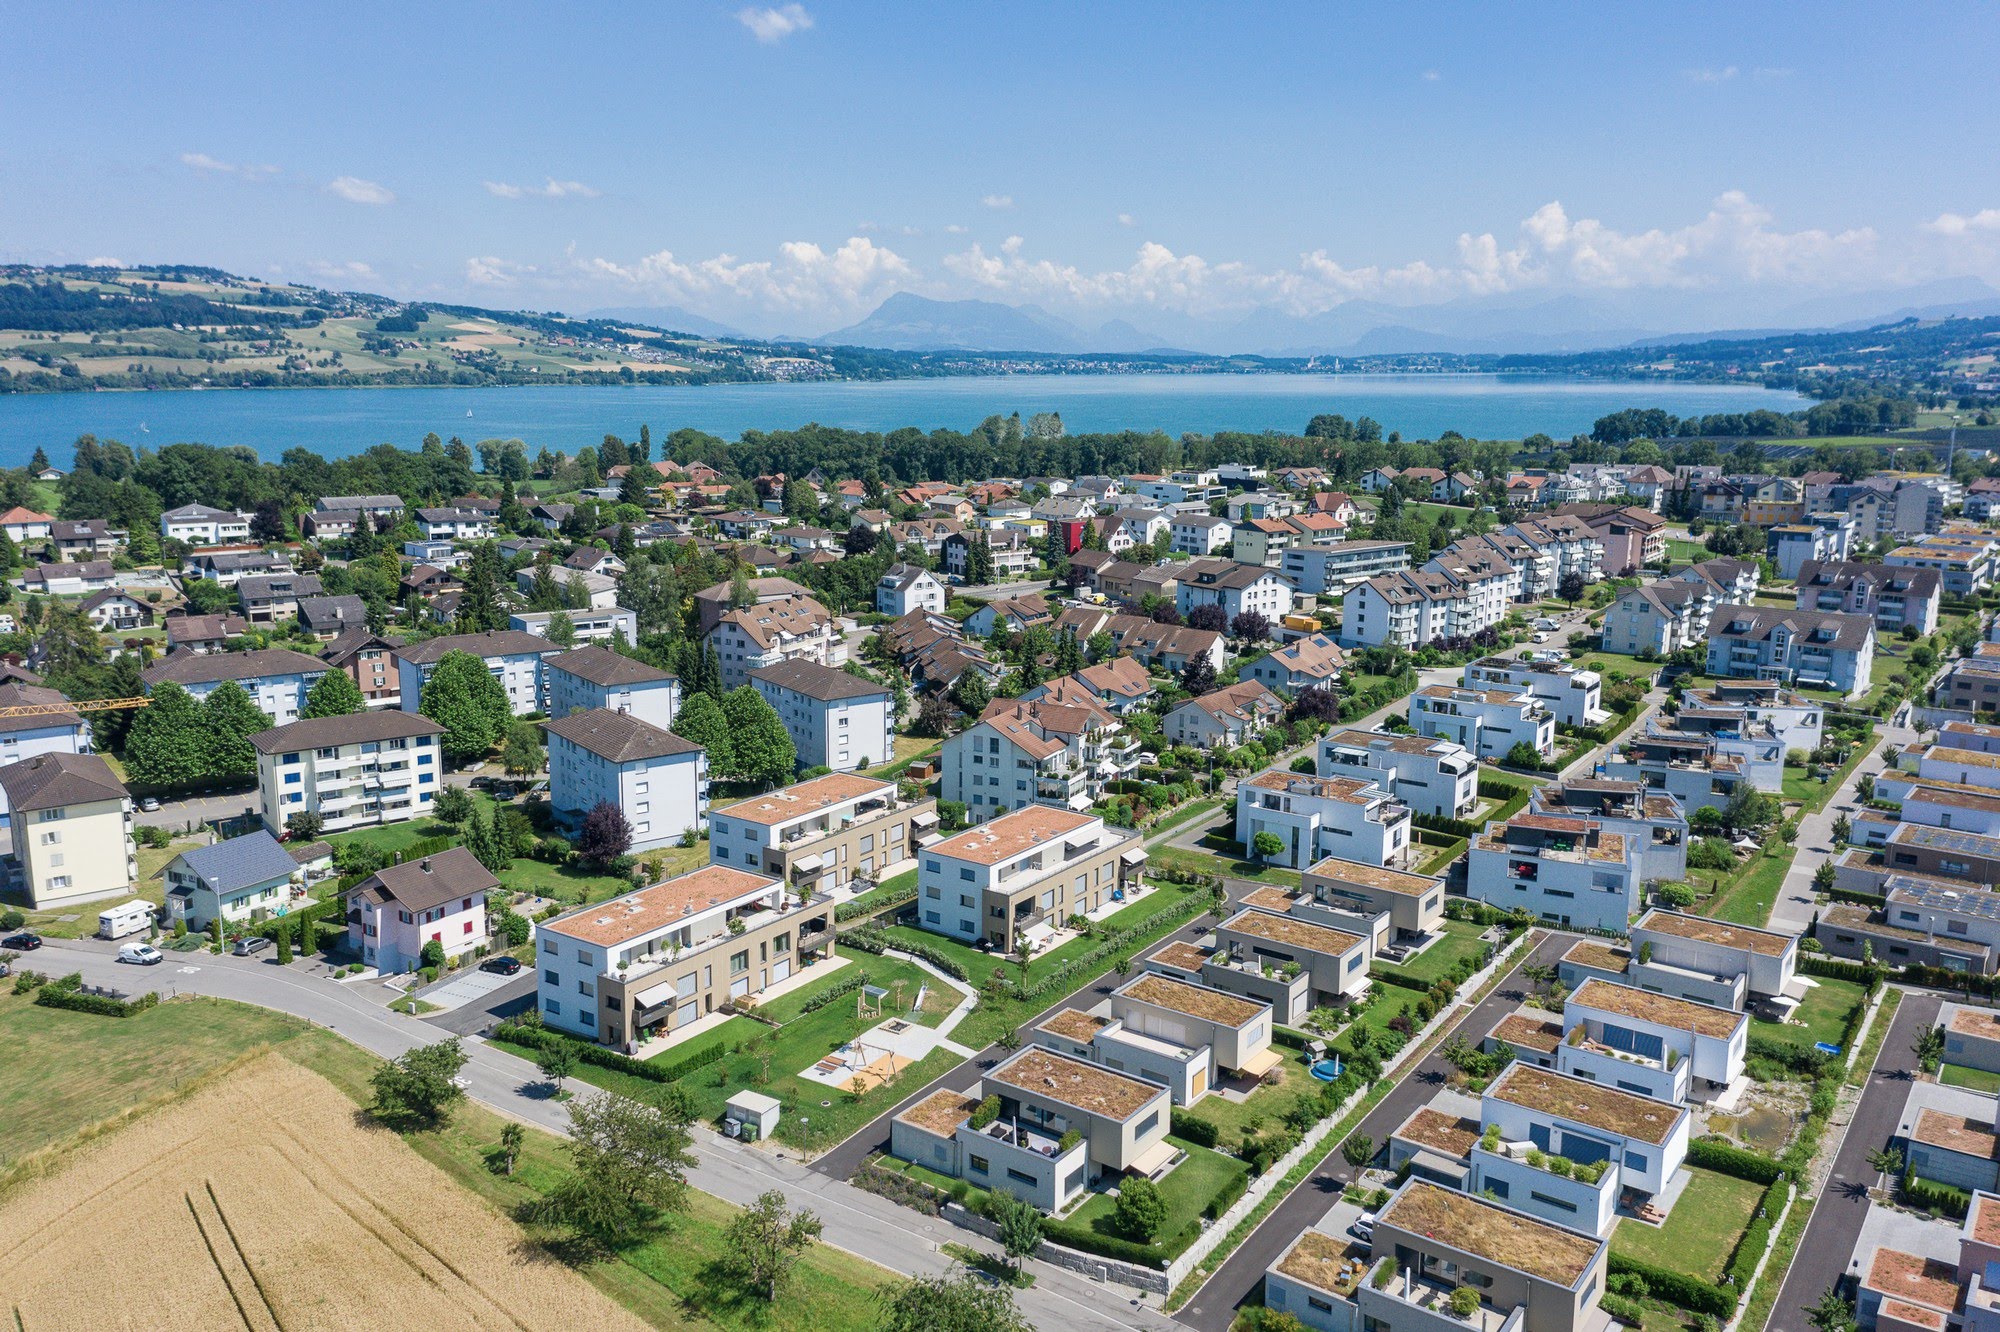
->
xmin=35 ymin=986 xmax=160 ymax=1018
xmin=1688 ymin=1136 xmax=1786 ymax=1184
xmin=1205 ymin=1168 xmax=1248 ymax=1220
xmin=1604 ymin=1254 xmax=1733 ymax=1317
xmin=1112 ymin=1176 xmax=1168 ymax=1242
xmin=1172 ymin=1108 xmax=1221 ymax=1148
xmin=491 ymin=1021 xmax=724 ymax=1084
xmin=1908 ymin=1174 xmax=1972 ymax=1218
xmin=969 ymin=1094 xmax=1001 ymax=1130
xmin=0 ymin=908 xmax=22 ymax=930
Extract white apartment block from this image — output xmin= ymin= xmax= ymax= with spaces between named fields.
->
xmin=915 ymin=805 xmax=1142 ymax=952
xmin=750 ymin=658 xmax=895 ymax=773
xmin=142 ymin=648 xmax=328 ymax=726
xmin=1171 ymin=514 xmax=1234 ymax=556
xmin=545 ymin=644 xmax=681 ymax=730
xmin=1175 ymin=558 xmax=1294 ymax=624
xmin=1316 ymin=727 xmax=1479 ymax=819
xmin=705 ymin=592 xmax=841 ymax=690
xmin=395 ymin=629 xmax=563 ymax=718
xmin=1794 ymin=560 xmax=1942 ymax=637
xmin=941 ymin=697 xmax=1137 ymax=821
xmin=1339 ymin=568 xmax=1508 ymax=650
xmin=160 ymin=503 xmax=250 ymax=545
xmin=876 ymin=563 xmax=946 ymax=617
xmin=1281 ymin=539 xmax=1412 ymax=594
xmin=1467 ymin=813 xmax=1643 ymax=933
xmin=544 ymin=708 xmax=708 ymax=852
xmin=253 ymin=711 xmax=446 ymax=836
xmin=1704 ymin=604 xmax=1877 ymax=698
xmin=1412 ymin=685 xmax=1555 ymax=762
xmin=1463 ymin=654 xmax=1610 ymax=729
xmin=509 ymin=606 xmax=641 ymax=645
xmin=1235 ymin=768 xmax=1414 ymax=872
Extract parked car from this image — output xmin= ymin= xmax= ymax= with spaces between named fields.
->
xmin=479 ymin=955 xmax=522 ymax=976
xmin=118 ymin=943 xmax=164 ymax=966
xmin=1350 ymin=1211 xmax=1378 ymax=1242
xmin=232 ymin=935 xmax=272 ymax=957
xmin=138 ymin=796 xmax=161 ymax=812
xmin=2 ymin=932 xmax=42 ymax=952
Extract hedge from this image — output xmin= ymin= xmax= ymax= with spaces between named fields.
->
xmin=249 ymin=893 xmax=350 ymax=950
xmin=34 ymin=986 xmax=160 ymax=1018
xmin=1687 ymin=1137 xmax=1786 ymax=1185
xmin=1827 ymin=886 xmax=1888 ymax=909
xmin=1477 ymin=777 xmax=1523 ymax=801
xmin=1204 ymin=1168 xmax=1248 ymax=1220
xmin=1900 ymin=964 xmax=2000 ymax=997
xmin=1414 ymin=811 xmax=1482 ymax=839
xmin=1723 ymin=1180 xmax=1788 ymax=1290
xmin=1604 ymin=1254 xmax=1734 ymax=1317
xmin=1600 ymin=1292 xmax=1648 ymax=1326
xmin=1001 ymin=890 xmax=1209 ymax=1005
xmin=493 ymin=1021 xmax=726 ymax=1084
xmin=798 ymin=968 xmax=871 ymax=1014
xmin=1271 ymin=1024 xmax=1311 ymax=1050
xmin=836 ymin=889 xmax=915 ymax=921
xmin=1172 ymin=1109 xmax=1221 ymax=1148
xmin=1040 ymin=1217 xmax=1168 ymax=1268
xmin=841 ymin=926 xmax=969 ymax=980
xmin=1800 ymin=955 xmax=1883 ymax=988
xmin=1907 ymin=1174 xmax=1971 ymax=1218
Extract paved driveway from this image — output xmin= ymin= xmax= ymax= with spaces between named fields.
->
xmin=423 ymin=972 xmax=538 ymax=1035
xmin=416 ymin=965 xmax=525 ymax=1013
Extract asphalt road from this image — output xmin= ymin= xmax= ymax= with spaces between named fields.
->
xmin=1766 ymin=989 xmax=1940 ymax=1332
xmin=1173 ymin=930 xmax=1568 ymax=1332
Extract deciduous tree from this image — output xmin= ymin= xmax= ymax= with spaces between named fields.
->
xmin=123 ymin=681 xmax=208 ymax=787
xmin=577 ymin=800 xmax=633 ymax=867
xmin=369 ymin=1038 xmax=468 ymax=1130
xmin=300 ymin=669 xmax=364 ymax=719
xmin=724 ymin=1189 xmax=823 ymax=1301
xmin=722 ymin=685 xmax=796 ymax=786
xmin=670 ymin=691 xmax=732 ymax=773
xmin=419 ymin=649 xmax=513 ymax=764
xmin=877 ymin=1269 xmax=1033 ymax=1332
xmin=526 ymin=1084 xmax=698 ymax=1253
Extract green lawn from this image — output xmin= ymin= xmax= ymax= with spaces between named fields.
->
xmin=1706 ymin=849 xmax=1793 ymax=927
xmin=1179 ymin=1054 xmax=1323 ymax=1152
xmin=1751 ymin=977 xmax=1865 ymax=1054
xmin=1065 ymin=1137 xmax=1251 ymax=1260
xmin=1373 ymin=918 xmax=1488 ymax=987
xmin=1612 ymin=1166 xmax=1765 ymax=1282
xmin=1665 ymin=538 xmax=1710 ymax=564
xmin=1151 ymin=844 xmax=1304 ymax=888
xmin=1942 ymin=1063 xmax=2000 ymax=1093
xmin=1563 ymin=653 xmax=1657 ymax=686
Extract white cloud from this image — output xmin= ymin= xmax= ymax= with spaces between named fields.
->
xmin=180 ymin=152 xmax=280 ymax=180
xmin=981 ymin=194 xmax=1015 ymax=211
xmin=1116 ymin=213 xmax=1138 ymax=227
xmin=85 ymin=257 xmax=125 ymax=268
xmin=465 ymin=256 xmax=534 ymax=286
xmin=579 ymin=235 xmax=911 ymax=316
xmin=484 ymin=178 xmax=600 ymax=200
xmin=944 ymin=223 xmax=969 ymax=234
xmin=1421 ymin=69 xmax=1441 ymax=82
xmin=327 ymin=176 xmax=395 ymax=205
xmin=302 ymin=259 xmax=379 ymax=282
xmin=738 ymin=4 xmax=812 ymax=42
xmin=1684 ymin=65 xmax=1739 ymax=83
xmin=1928 ymin=209 xmax=2000 ymax=236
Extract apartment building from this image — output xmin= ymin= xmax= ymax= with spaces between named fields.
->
xmin=941 ymin=696 xmax=1136 ymax=821
xmin=709 ymin=773 xmax=935 ymax=896
xmin=750 ymin=658 xmax=895 ymax=773
xmin=1301 ymin=859 xmax=1446 ymax=941
xmin=0 ymin=683 xmax=90 ymax=816
xmin=875 ymin=563 xmax=946 ymax=617
xmin=0 ymin=751 xmax=135 ymax=910
xmin=544 ymin=644 xmax=680 ymax=730
xmin=1559 ymin=978 xmax=1747 ymax=1102
xmin=319 ymin=628 xmax=400 ymax=709
xmin=1506 ymin=516 xmax=1604 ymax=590
xmin=1031 ymin=972 xmax=1277 ymax=1106
xmin=1666 ymin=680 xmax=1824 ymax=769
xmin=1281 ymin=539 xmax=1413 ymax=595
xmin=1413 ymin=685 xmax=1555 ymax=762
xmin=544 ymin=709 xmax=707 ymax=852
xmin=1316 ymin=728 xmax=1477 ymax=819
xmin=1164 ymin=680 xmax=1282 ymax=748
xmin=1483 ymin=1062 xmax=1691 ymax=1201
xmin=1243 ymin=632 xmax=1345 ymax=697
xmin=1552 ymin=503 xmax=1666 ymax=577
xmin=1175 ymin=558 xmax=1294 ymax=624
xmin=345 ymin=848 xmax=494 ymax=976
xmin=1171 ymin=513 xmax=1234 ymax=556
xmin=509 ymin=606 xmax=639 ymax=646
xmin=1600 ymin=733 xmax=1752 ymax=819
xmin=1467 ymin=814 xmax=1642 ymax=932
xmin=1627 ymin=908 xmax=1798 ymax=1011
xmin=395 ymin=629 xmax=564 ymax=718
xmin=705 ymin=592 xmax=841 ymax=690
xmin=416 ymin=507 xmax=496 ymax=540
xmin=142 ymin=648 xmax=328 ymax=725
xmin=890 ymin=1046 xmax=1173 ymax=1212
xmin=1934 ymin=647 xmax=2000 ymax=715
xmin=253 ymin=711 xmax=446 ymax=835
xmin=1231 ymin=517 xmax=1300 ymax=570
xmin=160 ymin=503 xmax=249 ymax=545
xmin=1795 ymin=560 xmax=1943 ymax=636
xmin=1463 ymin=655 xmax=1609 ymax=729
xmin=1529 ymin=780 xmax=1687 ymax=884
xmin=1599 ymin=579 xmax=1718 ymax=658
xmin=915 ymin=805 xmax=1141 ymax=952
xmin=537 ymin=864 xmax=836 ymax=1047
xmin=1887 ymin=535 xmax=1999 ymax=597
xmin=1766 ymin=524 xmax=1843 ymax=581
xmin=1236 ymin=768 xmax=1414 ymax=872
xmin=1704 ymin=604 xmax=1877 ymax=698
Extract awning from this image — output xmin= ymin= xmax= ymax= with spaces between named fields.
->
xmin=632 ymin=976 xmax=682 ymax=1010
xmin=1120 ymin=848 xmax=1149 ymax=865
xmin=791 ymin=853 xmax=825 ymax=874
xmin=1235 ymin=1047 xmax=1285 ymax=1079
xmin=1128 ymin=1138 xmax=1180 ymax=1179
xmin=911 ymin=810 xmax=939 ymax=827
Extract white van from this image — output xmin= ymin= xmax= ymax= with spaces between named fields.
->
xmin=97 ymin=899 xmax=155 ymax=940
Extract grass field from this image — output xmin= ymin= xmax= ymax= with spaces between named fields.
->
xmin=1372 ymin=918 xmax=1488 ymax=987
xmin=325 ymin=794 xmax=639 ymax=906
xmin=0 ymin=993 xmax=901 ymax=1332
xmin=1612 ymin=1166 xmax=1765 ymax=1282
xmin=1705 ymin=849 xmax=1793 ymax=927
xmin=1942 ymin=1063 xmax=2000 ymax=1093
xmin=1066 ymin=1137 xmax=1250 ymax=1260
xmin=1751 ymin=977 xmax=1866 ymax=1054
xmin=1180 ymin=1055 xmax=1323 ymax=1152
xmin=1151 ymin=843 xmax=1304 ymax=888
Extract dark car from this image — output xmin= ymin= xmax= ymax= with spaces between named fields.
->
xmin=1 ymin=932 xmax=42 ymax=952
xmin=479 ymin=955 xmax=523 ymax=976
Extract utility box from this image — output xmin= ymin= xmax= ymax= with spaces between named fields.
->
xmin=724 ymin=1090 xmax=782 ymax=1143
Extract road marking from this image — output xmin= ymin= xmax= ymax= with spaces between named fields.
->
xmin=178 ymin=966 xmax=202 ymax=974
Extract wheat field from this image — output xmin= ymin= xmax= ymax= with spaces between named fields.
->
xmin=0 ymin=1055 xmax=651 ymax=1332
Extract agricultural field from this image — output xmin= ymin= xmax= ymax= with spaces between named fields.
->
xmin=0 ymin=1055 xmax=652 ymax=1332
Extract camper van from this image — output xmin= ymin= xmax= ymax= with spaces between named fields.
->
xmin=97 ymin=899 xmax=155 ymax=941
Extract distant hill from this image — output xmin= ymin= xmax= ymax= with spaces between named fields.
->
xmin=820 ymin=293 xmax=1092 ymax=352
xmin=583 ymin=304 xmax=747 ymax=341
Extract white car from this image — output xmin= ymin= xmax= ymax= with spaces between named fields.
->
xmin=1350 ymin=1211 xmax=1378 ymax=1241
xmin=117 ymin=943 xmax=164 ymax=966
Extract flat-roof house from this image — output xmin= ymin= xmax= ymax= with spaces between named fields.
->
xmin=1032 ymin=971 xmax=1277 ymax=1106
xmin=915 ymin=805 xmax=1142 ymax=953
xmin=1944 ymin=1003 xmax=2000 ymax=1077
xmin=1463 ymin=655 xmax=1609 ymax=730
xmin=1560 ymin=978 xmax=1748 ymax=1103
xmin=1528 ymin=780 xmax=1687 ymax=885
xmin=1236 ymin=768 xmax=1415 ymax=872
xmin=1484 ymin=1062 xmax=1690 ymax=1200
xmin=1302 ymin=859 xmax=1446 ymax=942
xmin=1209 ymin=906 xmax=1371 ymax=1021
xmin=1316 ymin=727 xmax=1479 ymax=820
xmin=1898 ymin=1082 xmax=2000 ymax=1195
xmin=1467 ymin=815 xmax=1642 ymax=934
xmin=1413 ymin=684 xmax=1555 ymax=763
xmin=1627 ymin=908 xmax=1797 ymax=1012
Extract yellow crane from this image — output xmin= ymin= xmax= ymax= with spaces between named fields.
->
xmin=0 ymin=696 xmax=151 ymax=719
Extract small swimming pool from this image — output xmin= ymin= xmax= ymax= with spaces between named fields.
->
xmin=1308 ymin=1057 xmax=1345 ymax=1082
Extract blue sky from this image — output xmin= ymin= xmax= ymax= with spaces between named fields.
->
xmin=4 ymin=2 xmax=1997 ymax=337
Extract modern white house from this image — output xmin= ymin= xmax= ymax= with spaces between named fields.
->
xmin=142 ymin=648 xmax=328 ymax=726
xmin=1626 ymin=908 xmax=1799 ymax=1011
xmin=876 ymin=563 xmax=947 ymax=616
xmin=160 ymin=503 xmax=250 ymax=545
xmin=253 ymin=711 xmax=447 ymax=836
xmin=395 ymin=629 xmax=563 ymax=718
xmin=1171 ymin=513 xmax=1234 ymax=556
xmin=1280 ymin=539 xmax=1413 ymax=595
xmin=708 ymin=773 xmax=935 ymax=896
xmin=1482 ymin=1061 xmax=1691 ymax=1202
xmin=1315 ymin=728 xmax=1478 ymax=819
xmin=1462 ymin=655 xmax=1610 ymax=729
xmin=1466 ymin=813 xmax=1643 ymax=933
xmin=1412 ymin=684 xmax=1555 ymax=762
xmin=416 ymin=507 xmax=496 ymax=540
xmin=543 ymin=708 xmax=709 ymax=852
xmin=750 ymin=658 xmax=896 ymax=773
xmin=1235 ymin=768 xmax=1414 ymax=872
xmin=545 ymin=644 xmax=681 ymax=730
xmin=1030 ymin=971 xmax=1278 ymax=1107
xmin=1561 ymin=978 xmax=1749 ymax=1102
xmin=1528 ymin=779 xmax=1688 ymax=885
xmin=509 ymin=606 xmax=640 ymax=645
xmin=162 ymin=829 xmax=302 ymax=933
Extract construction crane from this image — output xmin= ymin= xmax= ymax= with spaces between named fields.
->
xmin=0 ymin=697 xmax=150 ymax=719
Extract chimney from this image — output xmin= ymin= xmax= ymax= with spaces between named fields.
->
xmin=420 ymin=858 xmax=432 ymax=874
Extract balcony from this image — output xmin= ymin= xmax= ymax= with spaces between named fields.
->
xmin=1359 ymin=1263 xmax=1526 ymax=1332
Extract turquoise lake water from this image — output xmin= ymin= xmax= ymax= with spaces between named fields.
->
xmin=0 ymin=373 xmax=1809 ymax=466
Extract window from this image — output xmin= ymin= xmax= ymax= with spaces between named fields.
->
xmin=969 ymin=1155 xmax=989 ymax=1175
xmin=730 ymin=950 xmax=749 ymax=975
xmin=1005 ymin=1168 xmax=1037 ymax=1187
xmin=1529 ymin=1191 xmax=1578 ymax=1213
xmin=544 ymin=969 xmax=559 ymax=985
xmin=1624 ymin=1150 xmax=1647 ymax=1172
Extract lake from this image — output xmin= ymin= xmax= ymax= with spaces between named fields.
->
xmin=0 ymin=373 xmax=1809 ymax=467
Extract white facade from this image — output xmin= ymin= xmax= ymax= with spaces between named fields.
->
xmin=1171 ymin=515 xmax=1233 ymax=556
xmin=544 ymin=710 xmax=709 ymax=853
xmin=751 ymin=663 xmax=896 ymax=773
xmin=876 ymin=564 xmax=947 ymax=617
xmin=141 ymin=652 xmax=328 ymax=727
xmin=1462 ymin=657 xmax=1609 ymax=729
xmin=1466 ymin=815 xmax=1643 ymax=933
xmin=545 ymin=649 xmax=682 ymax=730
xmin=1174 ymin=559 xmax=1295 ymax=624
xmin=509 ymin=606 xmax=640 ymax=645
xmin=395 ymin=631 xmax=559 ymax=718
xmin=1235 ymin=769 xmax=1414 ymax=872
xmin=1316 ymin=728 xmax=1478 ymax=819
xmin=160 ymin=504 xmax=249 ymax=545
xmin=1412 ymin=685 xmax=1555 ymax=761
xmin=254 ymin=715 xmax=444 ymax=835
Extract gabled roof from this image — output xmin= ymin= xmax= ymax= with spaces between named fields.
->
xmin=175 ymin=830 xmax=298 ymax=892
xmin=546 ymin=644 xmax=676 ymax=688
xmin=298 ymin=595 xmax=368 ymax=632
xmin=394 ymin=629 xmax=561 ymax=665
xmin=750 ymin=657 xmax=888 ymax=702
xmin=250 ymin=710 xmax=445 ymax=754
xmin=543 ymin=707 xmax=703 ymax=763
xmin=349 ymin=846 xmax=497 ymax=915
xmin=143 ymin=648 xmax=327 ymax=688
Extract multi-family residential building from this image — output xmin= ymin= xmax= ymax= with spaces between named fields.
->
xmin=1340 ymin=568 xmax=1506 ymax=649
xmin=1600 ymin=733 xmax=1752 ymax=819
xmin=161 ymin=830 xmax=302 ymax=933
xmin=319 ymin=628 xmax=400 ymax=709
xmin=545 ymin=645 xmax=680 ymax=729
xmin=1175 ymin=558 xmax=1294 ymax=625
xmin=1281 ymin=539 xmax=1412 ymax=595
xmin=1171 ymin=513 xmax=1235 ymax=556
xmin=537 ymin=864 xmax=835 ymax=1047
xmin=1704 ymin=604 xmax=1876 ymax=697
xmin=1481 ymin=1062 xmax=1691 ymax=1203
xmin=1209 ymin=905 xmax=1373 ymax=1016
xmin=1795 ymin=560 xmax=1943 ymax=636
xmin=394 ymin=629 xmax=562 ymax=718
xmin=1235 ymin=768 xmax=1414 ymax=871
xmin=235 ymin=572 xmax=322 ymax=625
xmin=142 ymin=648 xmax=328 ymax=725
xmin=160 ymin=503 xmax=249 ymax=545
xmin=1668 ymin=679 xmax=1824 ymax=757
xmin=252 ymin=711 xmax=446 ymax=835
xmin=543 ymin=708 xmax=707 ymax=852
xmin=709 ymin=773 xmax=934 ymax=896
xmin=1887 ymin=533 xmax=2000 ymax=597
xmin=914 ymin=805 xmax=1141 ymax=952
xmin=1463 ymin=654 xmax=1609 ymax=729
xmin=1528 ymin=779 xmax=1687 ymax=884
xmin=0 ymin=751 xmax=135 ymax=910
xmin=344 ymin=847 xmax=494 ymax=975
xmin=1413 ymin=684 xmax=1555 ymax=762
xmin=875 ymin=563 xmax=946 ymax=617
xmin=1599 ymin=579 xmax=1718 ymax=658
xmin=415 ymin=506 xmax=496 ymax=540
xmin=1024 ymin=656 xmax=1156 ymax=716
xmin=1316 ymin=728 xmax=1478 ymax=819
xmin=0 ymin=683 xmax=90 ymax=814
xmin=943 ymin=529 xmax=1037 ymax=580
xmin=1467 ymin=813 xmax=1642 ymax=932
xmin=1242 ymin=632 xmax=1345 ymax=697
xmin=890 ymin=1046 xmax=1173 ymax=1213
xmin=750 ymin=658 xmax=894 ymax=773
xmin=942 ymin=696 xmax=1135 ymax=821
xmin=1030 ymin=972 xmax=1277 ymax=1106
xmin=48 ymin=518 xmax=123 ymax=560
xmin=1164 ymin=679 xmax=1282 ymax=748
xmin=509 ymin=606 xmax=639 ymax=645
xmin=1767 ymin=523 xmax=1845 ymax=581
xmin=1626 ymin=908 xmax=1799 ymax=1011
xmin=705 ymin=592 xmax=841 ymax=690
